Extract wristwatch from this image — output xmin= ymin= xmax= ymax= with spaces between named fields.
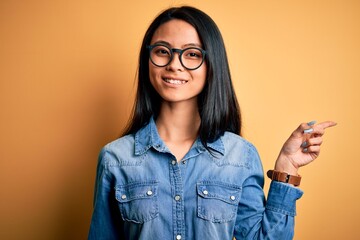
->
xmin=267 ymin=170 xmax=301 ymax=186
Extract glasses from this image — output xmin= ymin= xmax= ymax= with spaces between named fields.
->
xmin=147 ymin=44 xmax=206 ymax=70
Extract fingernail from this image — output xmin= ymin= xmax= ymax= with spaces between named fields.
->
xmin=301 ymin=141 xmax=308 ymax=147
xmin=303 ymin=148 xmax=308 ymax=153
xmin=304 ymin=128 xmax=314 ymax=134
xmin=307 ymin=120 xmax=317 ymax=126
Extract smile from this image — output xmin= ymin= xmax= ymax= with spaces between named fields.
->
xmin=163 ymin=78 xmax=188 ymax=85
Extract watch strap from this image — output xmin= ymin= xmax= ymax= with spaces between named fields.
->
xmin=267 ymin=170 xmax=301 ymax=186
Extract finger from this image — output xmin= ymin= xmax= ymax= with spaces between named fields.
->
xmin=293 ymin=120 xmax=336 ymax=138
xmin=311 ymin=128 xmax=325 ymax=137
xmin=314 ymin=121 xmax=337 ymax=130
xmin=311 ymin=121 xmax=337 ymax=137
xmin=302 ymin=120 xmax=318 ymax=134
xmin=303 ymin=145 xmax=321 ymax=154
xmin=293 ymin=122 xmax=316 ymax=138
xmin=301 ymin=137 xmax=323 ymax=148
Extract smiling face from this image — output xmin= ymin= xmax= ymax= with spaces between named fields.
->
xmin=149 ymin=19 xmax=207 ymax=105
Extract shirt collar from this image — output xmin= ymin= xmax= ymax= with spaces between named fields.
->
xmin=134 ymin=117 xmax=163 ymax=155
xmin=134 ymin=116 xmax=225 ymax=156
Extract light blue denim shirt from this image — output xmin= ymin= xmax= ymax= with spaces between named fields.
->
xmin=89 ymin=117 xmax=303 ymax=240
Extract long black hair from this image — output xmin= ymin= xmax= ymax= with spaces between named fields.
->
xmin=122 ymin=6 xmax=242 ymax=146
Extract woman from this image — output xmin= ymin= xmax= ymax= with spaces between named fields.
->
xmin=89 ymin=6 xmax=336 ymax=240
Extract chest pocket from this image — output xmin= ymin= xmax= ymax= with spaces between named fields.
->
xmin=115 ymin=181 xmax=159 ymax=224
xmin=197 ymin=181 xmax=242 ymax=223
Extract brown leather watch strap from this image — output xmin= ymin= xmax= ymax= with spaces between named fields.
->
xmin=267 ymin=170 xmax=301 ymax=186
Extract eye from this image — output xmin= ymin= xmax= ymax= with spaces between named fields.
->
xmin=189 ymin=52 xmax=199 ymax=57
xmin=184 ymin=48 xmax=203 ymax=59
xmin=153 ymin=46 xmax=171 ymax=56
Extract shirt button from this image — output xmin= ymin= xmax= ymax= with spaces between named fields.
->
xmin=147 ymin=190 xmax=153 ymax=196
xmin=171 ymin=160 xmax=176 ymax=165
xmin=121 ymin=194 xmax=127 ymax=200
xmin=203 ymin=190 xmax=208 ymax=195
xmin=174 ymin=195 xmax=181 ymax=201
xmin=230 ymin=195 xmax=236 ymax=201
xmin=176 ymin=235 xmax=182 ymax=240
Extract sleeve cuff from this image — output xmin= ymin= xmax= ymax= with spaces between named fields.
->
xmin=266 ymin=181 xmax=304 ymax=216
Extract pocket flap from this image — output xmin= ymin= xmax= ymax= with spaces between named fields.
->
xmin=197 ymin=181 xmax=242 ymax=205
xmin=115 ymin=181 xmax=158 ymax=203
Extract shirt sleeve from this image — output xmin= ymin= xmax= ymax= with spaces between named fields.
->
xmin=233 ymin=146 xmax=303 ymax=240
xmin=88 ymin=148 xmax=125 ymax=240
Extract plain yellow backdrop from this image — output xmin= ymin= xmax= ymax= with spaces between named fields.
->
xmin=1 ymin=0 xmax=359 ymax=239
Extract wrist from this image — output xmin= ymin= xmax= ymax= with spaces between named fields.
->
xmin=267 ymin=170 xmax=302 ymax=187
xmin=275 ymin=154 xmax=299 ymax=176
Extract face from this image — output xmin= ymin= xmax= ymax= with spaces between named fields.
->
xmin=149 ymin=19 xmax=207 ymax=105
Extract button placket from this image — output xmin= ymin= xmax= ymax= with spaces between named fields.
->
xmin=170 ymin=157 xmax=185 ymax=240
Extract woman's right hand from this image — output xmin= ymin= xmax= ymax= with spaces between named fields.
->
xmin=274 ymin=120 xmax=337 ymax=176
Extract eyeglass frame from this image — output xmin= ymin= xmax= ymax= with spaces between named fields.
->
xmin=146 ymin=44 xmax=207 ymax=70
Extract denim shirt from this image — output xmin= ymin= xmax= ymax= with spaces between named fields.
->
xmin=89 ymin=117 xmax=303 ymax=240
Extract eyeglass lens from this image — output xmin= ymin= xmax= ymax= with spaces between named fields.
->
xmin=149 ymin=45 xmax=204 ymax=70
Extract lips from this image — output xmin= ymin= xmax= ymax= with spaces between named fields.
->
xmin=163 ymin=78 xmax=188 ymax=85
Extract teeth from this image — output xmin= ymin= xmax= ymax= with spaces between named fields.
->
xmin=164 ymin=78 xmax=187 ymax=85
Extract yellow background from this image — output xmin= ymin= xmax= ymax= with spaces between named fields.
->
xmin=1 ymin=0 xmax=359 ymax=239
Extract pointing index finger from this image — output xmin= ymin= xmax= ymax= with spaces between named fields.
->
xmin=315 ymin=121 xmax=337 ymax=130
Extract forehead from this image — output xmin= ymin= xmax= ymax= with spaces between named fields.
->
xmin=151 ymin=19 xmax=202 ymax=47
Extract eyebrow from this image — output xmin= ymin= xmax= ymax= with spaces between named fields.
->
xmin=152 ymin=40 xmax=203 ymax=48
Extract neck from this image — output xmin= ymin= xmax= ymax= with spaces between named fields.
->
xmin=156 ymin=101 xmax=200 ymax=143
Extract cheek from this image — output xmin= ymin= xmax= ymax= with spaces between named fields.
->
xmin=148 ymin=64 xmax=162 ymax=90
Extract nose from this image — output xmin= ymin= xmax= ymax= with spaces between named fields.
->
xmin=166 ymin=50 xmax=184 ymax=71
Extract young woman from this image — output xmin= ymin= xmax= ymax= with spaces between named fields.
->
xmin=89 ymin=6 xmax=336 ymax=240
